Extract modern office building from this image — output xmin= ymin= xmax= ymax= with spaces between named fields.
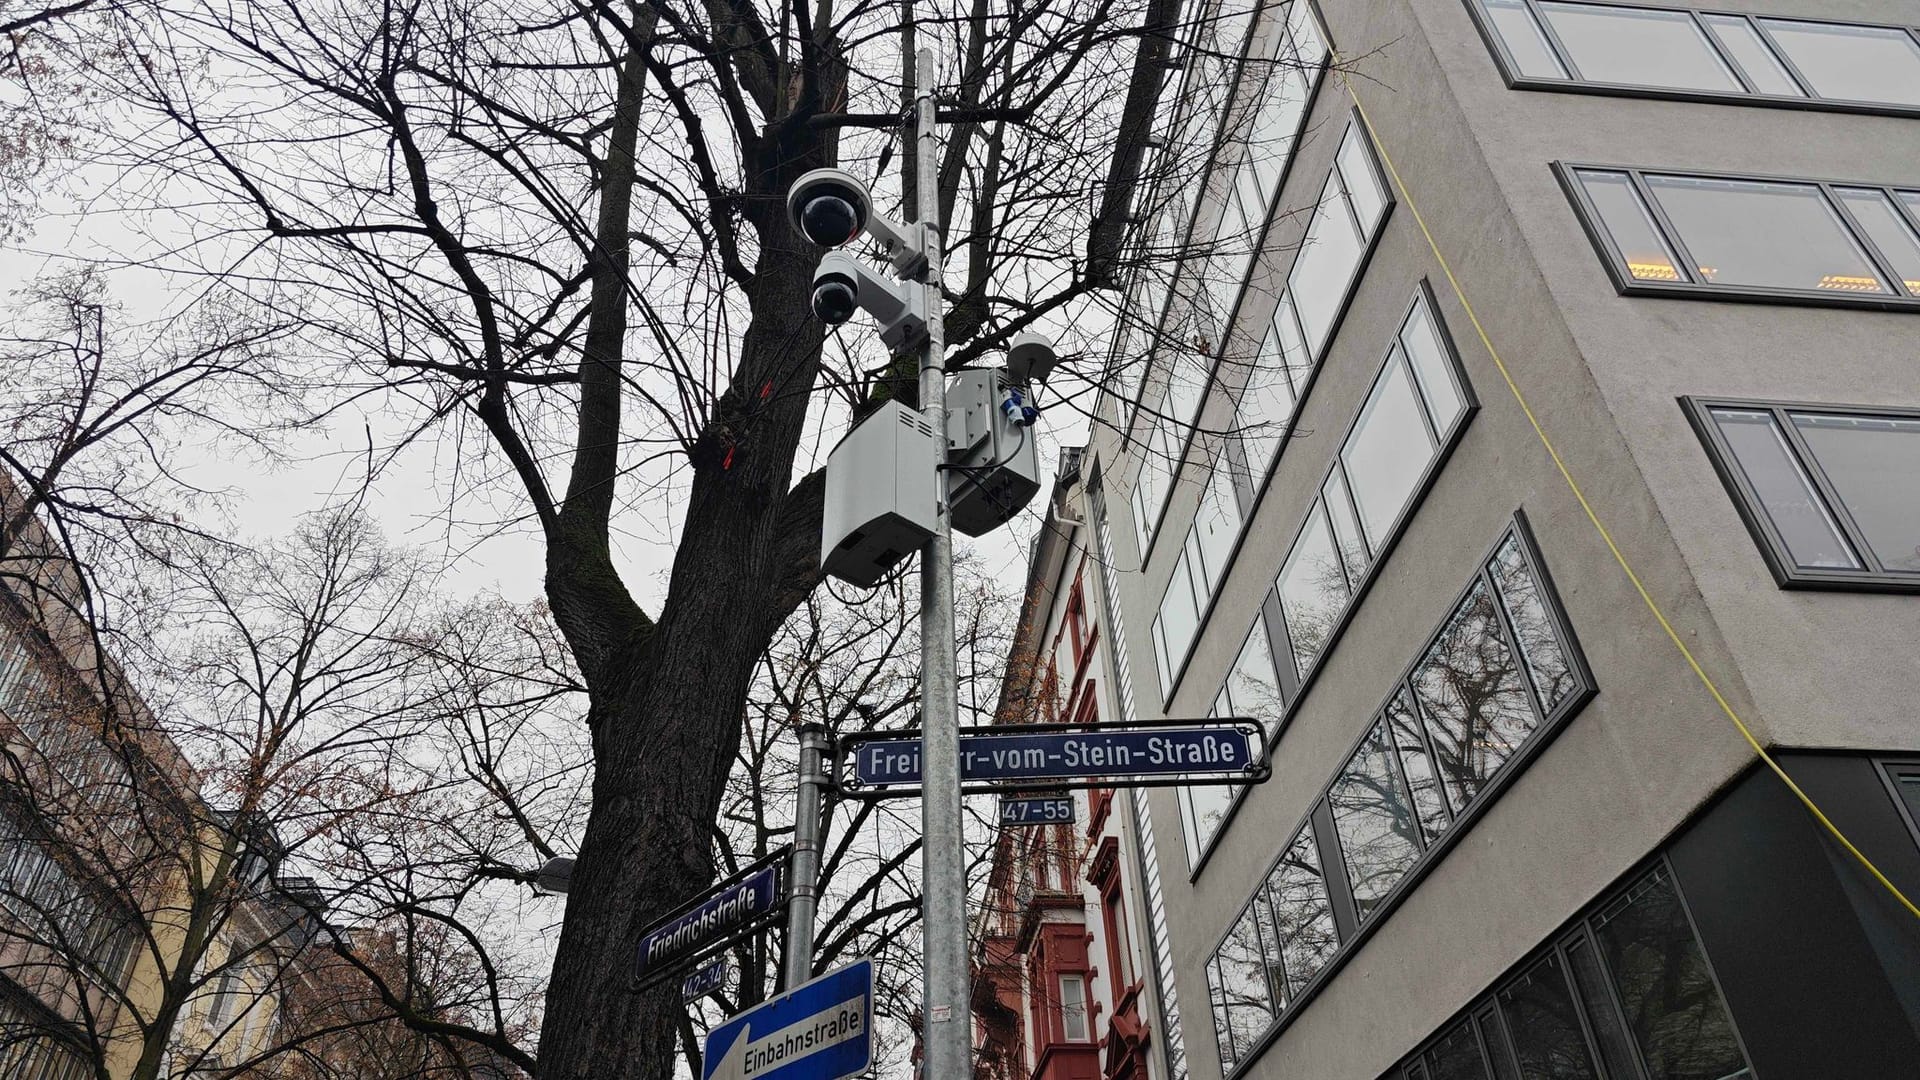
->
xmin=1049 ymin=0 xmax=1920 ymax=1077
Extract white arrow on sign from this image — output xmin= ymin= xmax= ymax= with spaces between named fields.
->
xmin=703 ymin=959 xmax=872 ymax=1080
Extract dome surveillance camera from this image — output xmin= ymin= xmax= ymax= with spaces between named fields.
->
xmin=787 ymin=168 xmax=873 ymax=248
xmin=811 ymin=273 xmax=859 ymax=325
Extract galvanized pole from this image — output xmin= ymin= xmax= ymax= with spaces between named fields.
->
xmin=783 ymin=723 xmax=830 ymax=989
xmin=913 ymin=45 xmax=972 ymax=1080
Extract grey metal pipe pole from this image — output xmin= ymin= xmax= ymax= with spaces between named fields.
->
xmin=913 ymin=45 xmax=972 ymax=1080
xmin=784 ymin=724 xmax=829 ymax=989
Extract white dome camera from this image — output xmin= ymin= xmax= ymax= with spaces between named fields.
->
xmin=786 ymin=169 xmax=927 ymax=276
xmin=812 ymin=252 xmax=928 ymax=352
xmin=787 ymin=168 xmax=873 ymax=249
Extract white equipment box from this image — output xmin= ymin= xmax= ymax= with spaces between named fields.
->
xmin=821 ymin=401 xmax=940 ymax=587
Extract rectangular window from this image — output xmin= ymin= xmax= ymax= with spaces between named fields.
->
xmin=1212 ymin=521 xmax=1590 ymax=1073
xmin=1881 ymin=761 xmax=1920 ymax=848
xmin=1411 ymin=578 xmax=1541 ymax=814
xmin=1276 ymin=501 xmax=1348 ymax=679
xmin=1591 ymin=867 xmax=1751 ymax=1079
xmin=1386 ymin=863 xmax=1752 ymax=1080
xmin=1274 ymin=289 xmax=1475 ymax=682
xmin=1563 ymin=165 xmax=1920 ymax=306
xmin=1181 ymin=620 xmax=1285 ymax=868
xmin=1471 ymin=0 xmax=1920 ymax=113
xmin=1215 ymin=900 xmax=1276 ymax=1068
xmin=1758 ymin=18 xmax=1920 ymax=107
xmin=1330 ymin=721 xmax=1424 ymax=917
xmin=1263 ymin=823 xmax=1339 ymax=998
xmin=1059 ymin=973 xmax=1091 ymax=1041
xmin=1686 ymin=398 xmax=1920 ymax=589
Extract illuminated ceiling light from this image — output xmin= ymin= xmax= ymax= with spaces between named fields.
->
xmin=1816 ymin=274 xmax=1888 ymax=293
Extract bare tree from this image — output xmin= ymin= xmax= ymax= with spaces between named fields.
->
xmin=0 ymin=0 xmax=1361 ymax=1070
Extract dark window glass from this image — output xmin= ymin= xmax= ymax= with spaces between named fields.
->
xmin=1893 ymin=768 xmax=1920 ymax=826
xmin=1565 ymin=935 xmax=1646 ymax=1080
xmin=1385 ymin=689 xmax=1451 ymax=844
xmin=1411 ymin=580 xmax=1539 ymax=813
xmin=1488 ymin=536 xmax=1578 ymax=713
xmin=1593 ymin=868 xmax=1750 ymax=1080
xmin=1643 ymin=174 xmax=1890 ymax=295
xmin=1759 ymin=18 xmax=1920 ymax=107
xmin=1479 ymin=1005 xmax=1523 ymax=1080
xmin=1427 ymin=1020 xmax=1494 ymax=1080
xmin=1537 ymin=3 xmax=1738 ymax=92
xmin=1789 ymin=411 xmax=1920 ymax=574
xmin=1498 ymin=953 xmax=1602 ymax=1079
xmin=1478 ymin=0 xmax=1568 ymax=79
xmin=1264 ymin=823 xmax=1340 ymax=998
xmin=1706 ymin=407 xmax=1861 ymax=570
xmin=1216 ymin=901 xmax=1276 ymax=1063
xmin=1330 ymin=721 xmax=1423 ymax=918
xmin=1572 ymin=170 xmax=1684 ymax=282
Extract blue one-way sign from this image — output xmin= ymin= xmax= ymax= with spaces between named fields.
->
xmin=703 ymin=959 xmax=873 ymax=1080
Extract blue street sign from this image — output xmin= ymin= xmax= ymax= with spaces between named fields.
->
xmin=635 ymin=856 xmax=785 ymax=986
xmin=851 ymin=725 xmax=1257 ymax=788
xmin=682 ymin=957 xmax=732 ymax=1003
xmin=703 ymin=959 xmax=873 ymax=1080
xmin=999 ymin=795 xmax=1075 ymax=826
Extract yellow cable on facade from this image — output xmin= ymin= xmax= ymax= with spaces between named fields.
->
xmin=1329 ymin=64 xmax=1920 ymax=921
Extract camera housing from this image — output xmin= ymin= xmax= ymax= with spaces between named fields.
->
xmin=811 ymin=252 xmax=928 ymax=353
xmin=787 ymin=168 xmax=873 ymax=248
xmin=787 ymin=168 xmax=927 ymax=276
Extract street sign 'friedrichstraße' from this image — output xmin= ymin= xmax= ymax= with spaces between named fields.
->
xmin=634 ymin=852 xmax=785 ymax=987
xmin=851 ymin=725 xmax=1258 ymax=788
xmin=703 ymin=959 xmax=872 ymax=1080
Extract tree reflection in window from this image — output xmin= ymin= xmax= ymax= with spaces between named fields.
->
xmin=1412 ymin=580 xmax=1539 ymax=814
xmin=1497 ymin=953 xmax=1601 ymax=1079
xmin=1488 ymin=536 xmax=1578 ymax=713
xmin=1215 ymin=900 xmax=1276 ymax=1066
xmin=1593 ymin=867 xmax=1750 ymax=1080
xmin=1263 ymin=823 xmax=1339 ymax=998
xmin=1330 ymin=721 xmax=1424 ymax=916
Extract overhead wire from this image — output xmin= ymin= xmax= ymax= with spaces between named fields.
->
xmin=1325 ymin=58 xmax=1920 ymax=920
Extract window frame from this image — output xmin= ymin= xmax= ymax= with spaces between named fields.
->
xmin=1271 ymin=282 xmax=1480 ymax=697
xmin=1875 ymin=758 xmax=1920 ymax=850
xmin=1557 ymin=162 xmax=1920 ymax=311
xmin=1381 ymin=857 xmax=1754 ymax=1080
xmin=1681 ymin=395 xmax=1920 ymax=592
xmin=1464 ymin=0 xmax=1920 ymax=118
xmin=1185 ymin=284 xmax=1480 ymax=879
xmin=1206 ymin=515 xmax=1596 ymax=1078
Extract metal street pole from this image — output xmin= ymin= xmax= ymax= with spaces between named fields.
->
xmin=913 ymin=45 xmax=972 ymax=1080
xmin=784 ymin=723 xmax=830 ymax=989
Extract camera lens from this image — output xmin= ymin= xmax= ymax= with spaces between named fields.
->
xmin=812 ymin=281 xmax=857 ymax=324
xmin=800 ymin=194 xmax=860 ymax=246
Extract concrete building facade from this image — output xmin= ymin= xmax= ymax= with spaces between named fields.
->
xmin=1052 ymin=0 xmax=1920 ymax=1077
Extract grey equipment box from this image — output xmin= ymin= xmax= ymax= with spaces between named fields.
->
xmin=821 ymin=400 xmax=940 ymax=587
xmin=945 ymin=367 xmax=1041 ymax=537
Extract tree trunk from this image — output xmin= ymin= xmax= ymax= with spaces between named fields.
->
xmin=534 ymin=149 xmax=830 ymax=1077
